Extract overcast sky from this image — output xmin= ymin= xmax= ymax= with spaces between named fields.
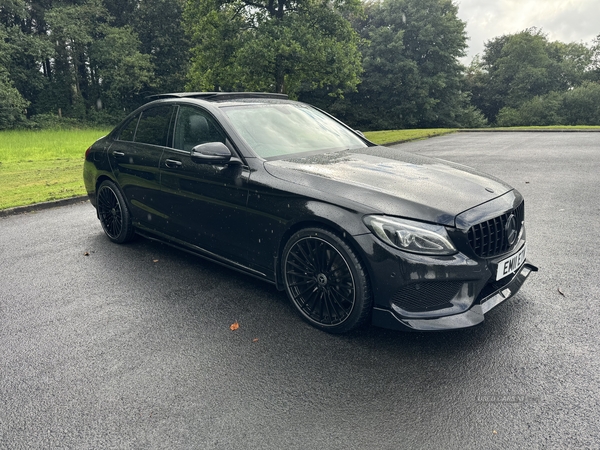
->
xmin=456 ymin=0 xmax=600 ymax=63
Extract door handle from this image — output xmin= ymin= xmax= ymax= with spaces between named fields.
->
xmin=165 ymin=159 xmax=183 ymax=168
xmin=112 ymin=151 xmax=125 ymax=157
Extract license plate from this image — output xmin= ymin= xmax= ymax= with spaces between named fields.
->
xmin=496 ymin=245 xmax=527 ymax=281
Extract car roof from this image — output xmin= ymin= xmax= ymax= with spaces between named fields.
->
xmin=146 ymin=92 xmax=289 ymax=102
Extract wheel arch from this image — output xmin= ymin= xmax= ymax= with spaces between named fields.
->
xmin=274 ymin=215 xmax=371 ymax=292
xmin=95 ymin=174 xmax=115 ymax=193
xmin=94 ymin=174 xmax=134 ymax=211
xmin=86 ymin=174 xmax=114 ymax=212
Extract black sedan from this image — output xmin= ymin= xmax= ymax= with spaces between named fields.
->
xmin=83 ymin=92 xmax=537 ymax=333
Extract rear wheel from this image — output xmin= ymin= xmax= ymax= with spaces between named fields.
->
xmin=282 ymin=228 xmax=372 ymax=333
xmin=96 ymin=180 xmax=135 ymax=244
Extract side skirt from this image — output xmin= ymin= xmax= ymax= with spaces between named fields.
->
xmin=134 ymin=226 xmax=276 ymax=285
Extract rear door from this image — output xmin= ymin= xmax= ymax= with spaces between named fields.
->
xmin=108 ymin=105 xmax=175 ymax=230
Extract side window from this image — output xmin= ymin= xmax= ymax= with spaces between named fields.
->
xmin=135 ymin=105 xmax=175 ymax=146
xmin=118 ymin=115 xmax=139 ymax=141
xmin=173 ymin=106 xmax=226 ymax=152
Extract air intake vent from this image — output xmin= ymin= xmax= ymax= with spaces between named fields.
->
xmin=392 ymin=282 xmax=462 ymax=312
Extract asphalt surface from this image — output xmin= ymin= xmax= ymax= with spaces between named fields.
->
xmin=1 ymin=132 xmax=599 ymax=449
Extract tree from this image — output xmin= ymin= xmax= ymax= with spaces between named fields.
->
xmin=496 ymin=92 xmax=564 ymax=127
xmin=496 ymin=81 xmax=600 ymax=127
xmin=40 ymin=0 xmax=153 ymax=118
xmin=1 ymin=22 xmax=29 ymax=128
xmin=323 ymin=0 xmax=477 ymax=130
xmin=588 ymin=34 xmax=600 ymax=82
xmin=132 ymin=0 xmax=189 ymax=94
xmin=88 ymin=26 xmax=153 ymax=112
xmin=43 ymin=0 xmax=109 ymax=117
xmin=1 ymin=25 xmax=28 ymax=128
xmin=0 ymin=67 xmax=29 ymax=129
xmin=0 ymin=1 xmax=52 ymax=117
xmin=562 ymin=81 xmax=600 ymax=125
xmin=467 ymin=28 xmax=594 ymax=124
xmin=103 ymin=0 xmax=190 ymax=94
xmin=183 ymin=0 xmax=363 ymax=96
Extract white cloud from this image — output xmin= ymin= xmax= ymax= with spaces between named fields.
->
xmin=456 ymin=0 xmax=600 ymax=63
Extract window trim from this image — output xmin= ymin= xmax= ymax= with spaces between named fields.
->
xmin=172 ymin=104 xmax=244 ymax=162
xmin=116 ymin=114 xmax=141 ymax=142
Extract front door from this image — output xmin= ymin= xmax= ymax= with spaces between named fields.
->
xmin=158 ymin=105 xmax=251 ymax=267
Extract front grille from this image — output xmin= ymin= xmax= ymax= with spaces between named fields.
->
xmin=467 ymin=201 xmax=524 ymax=258
xmin=392 ymin=282 xmax=462 ymax=312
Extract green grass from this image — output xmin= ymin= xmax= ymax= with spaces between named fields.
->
xmin=0 ymin=129 xmax=109 ymax=210
xmin=479 ymin=125 xmax=600 ymax=131
xmin=364 ymin=128 xmax=458 ymax=145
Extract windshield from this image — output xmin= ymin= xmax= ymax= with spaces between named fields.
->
xmin=221 ymin=103 xmax=368 ymax=159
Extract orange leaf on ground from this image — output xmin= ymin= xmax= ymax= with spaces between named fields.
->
xmin=230 ymin=321 xmax=240 ymax=331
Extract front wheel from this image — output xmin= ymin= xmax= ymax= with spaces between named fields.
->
xmin=282 ymin=228 xmax=372 ymax=333
xmin=96 ymin=180 xmax=135 ymax=244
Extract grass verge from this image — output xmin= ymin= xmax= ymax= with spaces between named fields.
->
xmin=473 ymin=125 xmax=600 ymax=131
xmin=364 ymin=128 xmax=458 ymax=145
xmin=0 ymin=129 xmax=109 ymax=210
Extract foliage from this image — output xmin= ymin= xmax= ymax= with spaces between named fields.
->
xmin=0 ymin=66 xmax=29 ymax=129
xmin=0 ymin=0 xmax=184 ymax=123
xmin=42 ymin=0 xmax=154 ymax=116
xmin=467 ymin=28 xmax=595 ymax=124
xmin=25 ymin=113 xmax=117 ymax=130
xmin=0 ymin=22 xmax=41 ymax=127
xmin=88 ymin=25 xmax=153 ymax=110
xmin=562 ymin=82 xmax=600 ymax=125
xmin=586 ymin=34 xmax=600 ymax=83
xmin=2 ymin=0 xmax=599 ymax=131
xmin=184 ymin=0 xmax=363 ymax=96
xmin=126 ymin=0 xmax=189 ymax=94
xmin=496 ymin=82 xmax=600 ymax=127
xmin=496 ymin=92 xmax=563 ymax=127
xmin=320 ymin=0 xmax=476 ymax=131
xmin=1 ymin=24 xmax=27 ymax=129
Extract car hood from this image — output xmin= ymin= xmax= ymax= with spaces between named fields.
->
xmin=263 ymin=146 xmax=513 ymax=226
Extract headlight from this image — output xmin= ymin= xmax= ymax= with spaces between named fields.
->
xmin=363 ymin=215 xmax=457 ymax=255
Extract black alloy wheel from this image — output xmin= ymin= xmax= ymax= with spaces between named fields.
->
xmin=96 ymin=180 xmax=135 ymax=244
xmin=282 ymin=228 xmax=372 ymax=333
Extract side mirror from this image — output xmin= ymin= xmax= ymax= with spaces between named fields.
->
xmin=354 ymin=129 xmax=365 ymax=138
xmin=191 ymin=142 xmax=240 ymax=165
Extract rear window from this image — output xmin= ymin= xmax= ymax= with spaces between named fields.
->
xmin=118 ymin=116 xmax=139 ymax=141
xmin=119 ymin=105 xmax=174 ymax=147
xmin=134 ymin=106 xmax=175 ymax=146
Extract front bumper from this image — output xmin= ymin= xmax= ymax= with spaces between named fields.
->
xmin=370 ymin=262 xmax=538 ymax=331
xmin=351 ymin=221 xmax=537 ymax=332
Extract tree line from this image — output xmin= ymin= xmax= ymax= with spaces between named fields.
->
xmin=1 ymin=0 xmax=599 ymax=131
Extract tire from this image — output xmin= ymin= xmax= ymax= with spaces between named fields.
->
xmin=282 ymin=228 xmax=372 ymax=333
xmin=96 ymin=180 xmax=135 ymax=244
